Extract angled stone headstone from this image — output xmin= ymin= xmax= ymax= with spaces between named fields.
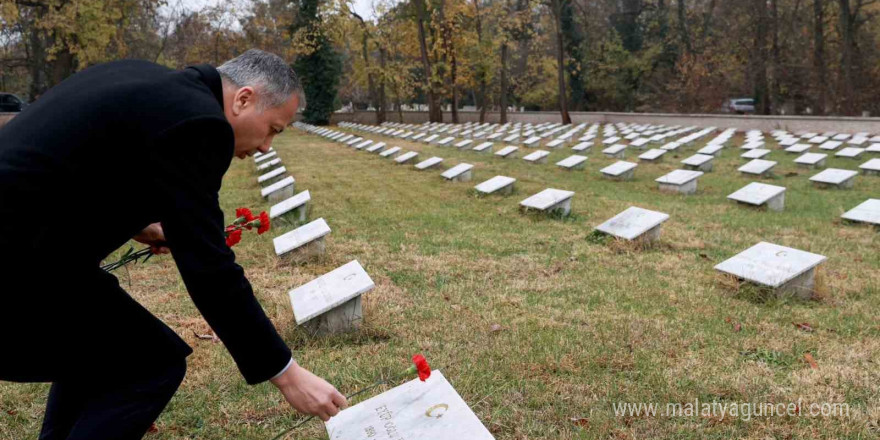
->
xmin=808 ymin=136 xmax=828 ymax=144
xmin=520 ymin=188 xmax=574 ymax=216
xmin=423 ymin=134 xmax=439 ymax=144
xmin=495 ymin=146 xmax=519 ymax=158
xmin=714 ymin=242 xmax=826 ymax=299
xmin=572 ymin=142 xmax=592 ymax=152
xmin=656 ymin=169 xmax=703 ymax=195
xmin=442 ymin=163 xmax=474 ymax=182
xmin=602 ymin=144 xmax=627 ymax=159
xmin=257 ymin=158 xmax=282 ymax=172
xmin=738 ymin=159 xmax=777 ymax=177
xmin=455 ymin=139 xmax=474 ymax=149
xmin=835 ymin=147 xmax=865 ymax=159
xmin=523 ymin=136 xmax=542 ymax=148
xmin=841 ymin=199 xmax=879 ymax=226
xmin=818 ymin=140 xmax=843 ymax=151
xmin=697 ymin=144 xmax=724 ymax=157
xmin=638 ymin=148 xmax=666 ymax=163
xmin=629 ymin=138 xmax=651 ymax=150
xmin=727 ymin=182 xmax=785 ymax=211
xmin=785 ymin=143 xmax=812 ymax=154
xmin=337 ymin=135 xmax=354 ymax=144
xmin=603 ymin=136 xmax=622 ymax=145
xmin=866 ymin=144 xmax=880 ymax=153
xmin=410 ymin=133 xmax=426 ymax=142
xmin=254 ymin=151 xmax=278 ymax=164
xmin=261 ymin=176 xmax=296 ymax=203
xmin=661 ymin=141 xmax=682 ymax=151
xmin=556 ymin=155 xmax=588 ymax=171
xmin=503 ymin=133 xmax=520 ymax=143
xmin=258 ymin=166 xmax=287 ymax=187
xmin=290 ymin=260 xmax=374 ymax=335
xmin=269 ymin=189 xmax=311 ymax=224
xmin=523 ymin=150 xmax=550 ymax=164
xmin=395 ymin=151 xmax=419 ymax=164
xmin=355 ymin=139 xmax=374 ymax=150
xmin=595 ymin=206 xmax=669 ymax=243
xmin=346 ymin=137 xmax=364 ymax=147
xmin=600 ymin=161 xmax=638 ymax=181
xmin=274 ymin=217 xmax=330 ymax=264
xmin=860 ymin=158 xmax=880 ymax=176
xmin=415 ymin=157 xmax=444 ymax=170
xmin=437 ymin=137 xmax=456 ymax=146
xmin=380 ymin=146 xmax=402 ymax=158
xmin=486 ymin=132 xmax=504 ymax=142
xmin=546 ymin=139 xmax=566 ymax=149
xmin=366 ymin=142 xmax=387 ymax=153
xmin=809 ymin=168 xmax=858 ymax=189
xmin=741 ymin=149 xmax=771 ymax=160
xmin=474 ymin=176 xmax=515 ymax=195
xmin=794 ymin=152 xmax=827 ymax=169
xmin=325 ymin=370 xmax=495 ymax=440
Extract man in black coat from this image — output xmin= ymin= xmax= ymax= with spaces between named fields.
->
xmin=0 ymin=49 xmax=346 ymax=439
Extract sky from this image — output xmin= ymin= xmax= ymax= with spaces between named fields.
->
xmin=179 ymin=0 xmax=380 ymax=21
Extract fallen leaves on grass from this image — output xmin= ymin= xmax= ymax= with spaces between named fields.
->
xmin=804 ymin=353 xmax=819 ymax=369
xmin=793 ymin=322 xmax=814 ymax=333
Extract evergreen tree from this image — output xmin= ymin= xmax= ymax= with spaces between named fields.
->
xmin=292 ymin=0 xmax=342 ymax=125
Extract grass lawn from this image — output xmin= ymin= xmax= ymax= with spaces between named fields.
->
xmin=2 ymin=126 xmax=879 ymax=439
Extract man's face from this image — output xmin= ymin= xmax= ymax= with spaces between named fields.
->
xmin=225 ymin=86 xmax=299 ymax=159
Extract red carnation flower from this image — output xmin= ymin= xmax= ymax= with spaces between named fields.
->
xmin=257 ymin=211 xmax=270 ymax=235
xmin=235 ymin=207 xmax=255 ymax=223
xmin=225 ymin=229 xmax=242 ymax=247
xmin=412 ymin=354 xmax=431 ymax=381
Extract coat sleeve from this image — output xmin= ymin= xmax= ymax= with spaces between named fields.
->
xmin=151 ymin=116 xmax=292 ymax=385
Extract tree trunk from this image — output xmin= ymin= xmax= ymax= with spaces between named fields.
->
xmin=377 ymin=48 xmax=387 ymax=124
xmin=473 ymin=0 xmax=488 ymax=123
xmin=413 ymin=0 xmax=442 ymax=122
xmin=812 ymin=0 xmax=826 ymax=115
xmin=677 ymin=0 xmax=693 ymax=54
xmin=770 ymin=0 xmax=780 ymax=113
xmin=500 ymin=42 xmax=508 ymax=123
xmin=752 ymin=0 xmax=770 ymax=115
xmin=837 ymin=0 xmax=856 ymax=115
xmin=552 ymin=0 xmax=571 ymax=124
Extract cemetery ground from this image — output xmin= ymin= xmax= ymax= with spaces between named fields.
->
xmin=2 ymin=130 xmax=880 ymax=439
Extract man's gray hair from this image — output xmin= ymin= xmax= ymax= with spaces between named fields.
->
xmin=217 ymin=49 xmax=304 ymax=110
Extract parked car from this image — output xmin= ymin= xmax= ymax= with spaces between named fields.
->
xmin=0 ymin=93 xmax=27 ymax=112
xmin=722 ymin=98 xmax=755 ymax=114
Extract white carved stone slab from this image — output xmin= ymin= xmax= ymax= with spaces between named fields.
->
xmin=258 ymin=166 xmax=287 ymax=184
xmin=739 ymin=159 xmax=777 ymax=175
xmin=794 ymin=152 xmax=827 ymax=166
xmin=740 ymin=141 xmax=765 ymax=150
xmin=257 ymin=158 xmax=282 ymax=172
xmin=325 ymin=370 xmax=495 ymax=440
xmin=867 ymin=144 xmax=880 ymax=153
xmin=270 ymin=190 xmax=311 ymax=220
xmin=423 ymin=134 xmax=439 ymax=143
xmin=380 ymin=146 xmax=401 ymax=158
xmin=273 ymin=218 xmax=331 ymax=256
xmin=366 ymin=142 xmax=387 ymax=153
xmin=741 ymin=149 xmax=771 ymax=160
xmin=572 ymin=142 xmax=592 ymax=152
xmin=656 ymin=169 xmax=703 ymax=185
xmin=523 ymin=136 xmax=542 ymax=147
xmin=486 ymin=132 xmax=504 ymax=141
xmin=290 ymin=260 xmax=374 ymax=325
xmin=415 ymin=157 xmax=444 ymax=170
xmin=442 ymin=163 xmax=474 ymax=180
xmin=785 ymin=143 xmax=811 ymax=154
xmin=835 ymin=147 xmax=865 ymax=158
xmin=600 ymin=161 xmax=638 ymax=177
xmin=455 ymin=139 xmax=473 ymax=149
xmin=714 ymin=242 xmax=826 ymax=288
xmin=495 ymin=146 xmax=519 ymax=158
xmin=520 ymin=188 xmax=574 ymax=211
xmin=842 ymin=199 xmax=880 ymax=225
xmin=503 ymin=134 xmax=520 ymax=143
xmin=809 ymin=168 xmax=858 ymax=185
xmin=603 ymin=136 xmax=621 ymax=145
xmin=410 ymin=133 xmax=426 ymax=142
xmin=473 ymin=142 xmax=493 ymax=153
xmin=779 ymin=138 xmax=799 ymax=147
xmin=697 ymin=144 xmax=724 ymax=156
xmin=261 ymin=176 xmax=295 ymax=198
xmin=833 ymin=133 xmax=852 ymax=141
xmin=475 ymin=176 xmax=515 ymax=194
xmin=556 ymin=155 xmax=587 ymax=169
xmin=346 ymin=137 xmax=364 ymax=146
xmin=395 ymin=151 xmax=419 ymax=164
xmin=546 ymin=139 xmax=566 ymax=149
xmin=437 ymin=137 xmax=456 ymax=146
xmin=595 ymin=207 xmax=669 ymax=241
xmin=808 ymin=136 xmax=828 ymax=144
xmin=523 ymin=150 xmax=550 ymax=163
xmin=861 ymin=158 xmax=880 ymax=174
xmin=254 ymin=151 xmax=278 ymax=163
xmin=638 ymin=149 xmax=666 ymax=161
xmin=602 ymin=144 xmax=627 ymax=157
xmin=661 ymin=142 xmax=682 ymax=151
xmin=819 ymin=140 xmax=843 ymax=151
xmin=355 ymin=140 xmax=374 ymax=150
xmin=727 ymin=182 xmax=785 ymax=207
xmin=681 ymin=154 xmax=713 ymax=167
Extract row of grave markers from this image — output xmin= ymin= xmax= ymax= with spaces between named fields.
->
xmin=295 ymin=120 xmax=879 ymax=301
xmin=254 ymin=144 xmax=495 ymax=439
xmin=332 ymin=120 xmax=878 ymax=221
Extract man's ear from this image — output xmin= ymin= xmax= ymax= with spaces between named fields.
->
xmin=231 ymin=86 xmax=256 ymax=116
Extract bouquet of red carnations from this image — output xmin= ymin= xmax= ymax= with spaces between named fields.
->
xmin=101 ymin=207 xmax=271 ymax=272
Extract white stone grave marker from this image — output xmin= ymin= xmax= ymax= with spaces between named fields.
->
xmin=472 ymin=142 xmax=493 ymax=154
xmin=454 ymin=139 xmax=474 ymax=149
xmin=681 ymin=154 xmax=715 ymax=172
xmin=572 ymin=142 xmax=592 ymax=152
xmin=366 ymin=142 xmax=387 ymax=153
xmin=520 ymin=188 xmax=575 ymax=216
xmin=697 ymin=144 xmax=724 ymax=157
xmin=380 ymin=146 xmax=402 ymax=158
xmin=395 ymin=151 xmax=419 ymax=164
xmin=290 ymin=260 xmax=374 ymax=335
xmin=600 ymin=161 xmax=638 ymax=181
xmin=257 ymin=158 xmax=282 ymax=172
xmin=595 ymin=206 xmax=669 ymax=243
xmin=809 ymin=168 xmax=858 ymax=189
xmin=355 ymin=139 xmax=374 ymax=150
xmin=474 ymin=176 xmax=515 ymax=195
xmin=258 ymin=166 xmax=287 ymax=186
xmin=523 ymin=150 xmax=550 ymax=164
xmin=741 ymin=149 xmax=771 ymax=160
xmin=546 ymin=139 xmax=566 ymax=149
xmin=254 ymin=151 xmax=278 ymax=164
xmin=441 ymin=163 xmax=474 ymax=182
xmin=274 ymin=217 xmax=330 ymax=264
xmin=794 ymin=152 xmax=827 ymax=169
xmin=523 ymin=136 xmax=542 ymax=148
xmin=269 ymin=190 xmax=311 ymax=224
xmin=714 ymin=242 xmax=826 ymax=299
xmin=495 ymin=146 xmax=519 ymax=158
xmin=437 ymin=137 xmax=456 ymax=146
xmin=841 ymin=199 xmax=879 ymax=226
xmin=638 ymin=148 xmax=666 ymax=163
xmin=785 ymin=143 xmax=811 ymax=154
xmin=602 ymin=144 xmax=627 ymax=159
xmin=818 ymin=140 xmax=843 ymax=150
xmin=261 ymin=176 xmax=296 ymax=203
xmin=860 ymin=158 xmax=880 ymax=175
xmin=835 ymin=147 xmax=865 ymax=159
xmin=556 ymin=155 xmax=587 ymax=171
xmin=738 ymin=159 xmax=777 ymax=177
xmin=727 ymin=182 xmax=785 ymax=211
xmin=423 ymin=134 xmax=439 ymax=144
xmin=656 ymin=169 xmax=703 ymax=195
xmin=415 ymin=157 xmax=444 ymax=170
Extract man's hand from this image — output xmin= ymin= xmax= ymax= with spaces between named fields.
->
xmin=133 ymin=223 xmax=171 ymax=254
xmin=271 ymin=361 xmax=348 ymax=421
